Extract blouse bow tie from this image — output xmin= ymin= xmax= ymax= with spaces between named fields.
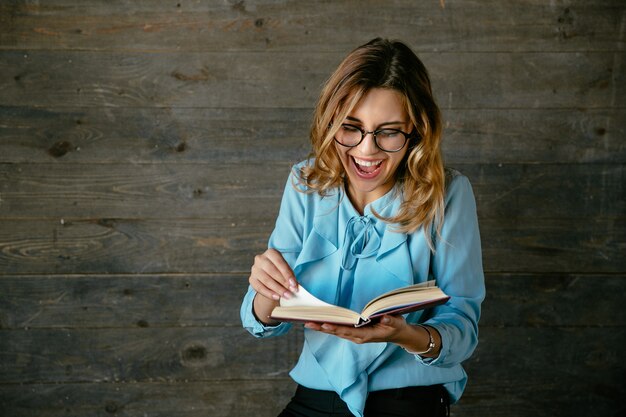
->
xmin=341 ymin=216 xmax=382 ymax=270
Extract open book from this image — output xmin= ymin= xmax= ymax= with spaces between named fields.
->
xmin=270 ymin=280 xmax=449 ymax=327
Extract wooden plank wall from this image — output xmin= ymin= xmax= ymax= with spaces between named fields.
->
xmin=0 ymin=1 xmax=624 ymax=416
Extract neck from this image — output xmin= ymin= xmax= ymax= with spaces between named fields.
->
xmin=344 ymin=182 xmax=395 ymax=215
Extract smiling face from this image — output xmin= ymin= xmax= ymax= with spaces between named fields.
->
xmin=334 ymin=88 xmax=412 ymax=212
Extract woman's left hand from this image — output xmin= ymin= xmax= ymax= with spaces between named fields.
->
xmin=304 ymin=315 xmax=408 ymax=345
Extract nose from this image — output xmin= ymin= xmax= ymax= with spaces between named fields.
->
xmin=357 ymin=131 xmax=379 ymax=154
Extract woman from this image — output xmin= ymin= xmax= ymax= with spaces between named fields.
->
xmin=241 ymin=38 xmax=484 ymax=417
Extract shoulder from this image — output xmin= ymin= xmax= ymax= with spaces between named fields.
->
xmin=281 ymin=159 xmax=340 ymax=205
xmin=445 ymin=167 xmax=473 ymax=192
xmin=288 ymin=159 xmax=313 ymax=190
xmin=443 ymin=167 xmax=477 ymax=208
xmin=288 ymin=158 xmax=340 ymax=195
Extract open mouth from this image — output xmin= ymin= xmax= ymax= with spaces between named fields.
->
xmin=352 ymin=156 xmax=383 ymax=178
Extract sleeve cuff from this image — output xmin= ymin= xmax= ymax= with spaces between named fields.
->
xmin=248 ymin=315 xmax=289 ymax=338
xmin=241 ymin=289 xmax=291 ymax=338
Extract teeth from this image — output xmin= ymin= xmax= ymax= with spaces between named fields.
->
xmin=354 ymin=158 xmax=382 ymax=167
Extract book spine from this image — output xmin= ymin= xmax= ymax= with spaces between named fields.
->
xmin=354 ymin=317 xmax=371 ymax=328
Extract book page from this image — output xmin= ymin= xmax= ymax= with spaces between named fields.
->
xmin=361 ymin=287 xmax=448 ymax=319
xmin=279 ymin=284 xmax=335 ymax=308
xmin=364 ymin=280 xmax=436 ymax=307
xmin=271 ymin=305 xmax=360 ymax=326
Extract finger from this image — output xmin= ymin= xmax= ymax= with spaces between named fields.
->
xmin=305 ymin=322 xmax=339 ymax=335
xmin=252 ymin=254 xmax=293 ymax=295
xmin=304 ymin=322 xmax=323 ymax=331
xmin=377 ymin=314 xmax=405 ymax=329
xmin=250 ymin=267 xmax=293 ymax=300
xmin=321 ymin=323 xmax=357 ymax=339
xmin=264 ymin=249 xmax=298 ymax=290
xmin=309 ymin=323 xmax=373 ymax=344
xmin=249 ymin=272 xmax=281 ymax=301
xmin=327 ymin=325 xmax=366 ymax=344
xmin=321 ymin=323 xmax=337 ymax=332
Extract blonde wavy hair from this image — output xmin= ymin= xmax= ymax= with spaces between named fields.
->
xmin=298 ymin=38 xmax=445 ymax=250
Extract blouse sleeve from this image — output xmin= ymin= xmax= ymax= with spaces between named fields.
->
xmin=240 ymin=165 xmax=306 ymax=338
xmin=417 ymin=174 xmax=485 ymax=367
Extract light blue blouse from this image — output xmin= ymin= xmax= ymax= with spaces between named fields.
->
xmin=241 ymin=160 xmax=485 ymax=417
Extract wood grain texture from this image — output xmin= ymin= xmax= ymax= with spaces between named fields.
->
xmin=0 ymin=0 xmax=623 ymax=53
xmin=1 ymin=274 xmax=624 ymax=330
xmin=0 ymin=217 xmax=623 ymax=275
xmin=479 ymin=274 xmax=626 ymax=327
xmin=0 ymin=274 xmax=252 ymax=329
xmin=0 ymin=379 xmax=296 ymax=417
xmin=0 ymin=163 xmax=622 ymax=219
xmin=479 ymin=217 xmax=625 ymax=274
xmin=0 ymin=327 xmax=623 ymax=416
xmin=0 ymin=326 xmax=303 ymax=383
xmin=461 ymin=327 xmax=626 ymax=417
xmin=0 ymin=51 xmax=620 ymax=109
xmin=0 ymin=161 xmax=288 ymax=219
xmin=1 ymin=106 xmax=624 ymax=164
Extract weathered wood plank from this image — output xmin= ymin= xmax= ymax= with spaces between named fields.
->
xmin=0 ymin=163 xmax=623 ymax=219
xmin=480 ymin=217 xmax=625 ymax=274
xmin=0 ymin=379 xmax=296 ymax=417
xmin=468 ymin=163 xmax=625 ymax=219
xmin=0 ymin=217 xmax=623 ymax=274
xmin=0 ymin=0 xmax=623 ymax=53
xmin=1 ymin=106 xmax=624 ymax=164
xmin=480 ymin=274 xmax=626 ymax=328
xmin=441 ymin=108 xmax=626 ymax=164
xmin=459 ymin=327 xmax=626 ymax=417
xmin=0 ymin=217 xmax=271 ymax=275
xmin=0 ymin=106 xmax=313 ymax=164
xmin=0 ymin=326 xmax=303 ymax=383
xmin=0 ymin=274 xmax=624 ymax=330
xmin=0 ymin=327 xmax=622 ymax=417
xmin=612 ymin=50 xmax=626 ymax=105
xmin=0 ymin=371 xmax=621 ymax=417
xmin=0 ymin=51 xmax=619 ymax=109
xmin=0 ymin=161 xmax=287 ymax=219
xmin=0 ymin=274 xmax=251 ymax=329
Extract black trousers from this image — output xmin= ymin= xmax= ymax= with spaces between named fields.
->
xmin=278 ymin=384 xmax=450 ymax=417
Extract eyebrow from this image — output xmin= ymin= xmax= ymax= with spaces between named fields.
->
xmin=345 ymin=116 xmax=406 ymax=128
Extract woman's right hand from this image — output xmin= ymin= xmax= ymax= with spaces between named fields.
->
xmin=249 ymin=248 xmax=298 ymax=325
xmin=249 ymin=248 xmax=298 ymax=302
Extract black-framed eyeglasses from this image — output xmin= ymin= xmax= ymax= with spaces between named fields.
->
xmin=333 ymin=123 xmax=417 ymax=153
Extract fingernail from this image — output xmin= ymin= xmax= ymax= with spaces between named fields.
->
xmin=381 ymin=316 xmax=390 ymax=324
xmin=321 ymin=324 xmax=332 ymax=330
xmin=272 ymin=294 xmax=280 ymax=301
xmin=289 ymin=279 xmax=297 ymax=289
xmin=282 ymin=291 xmax=292 ymax=299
